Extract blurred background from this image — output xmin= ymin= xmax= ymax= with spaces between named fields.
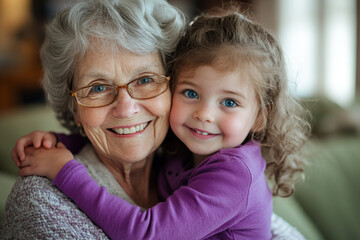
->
xmin=0 ymin=0 xmax=360 ymax=108
xmin=0 ymin=0 xmax=359 ymax=239
xmin=0 ymin=0 xmax=359 ymax=134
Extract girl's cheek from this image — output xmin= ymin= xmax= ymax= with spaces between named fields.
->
xmin=169 ymin=109 xmax=179 ymax=129
xmin=221 ymin=117 xmax=248 ymax=146
xmin=169 ymin=104 xmax=185 ymax=131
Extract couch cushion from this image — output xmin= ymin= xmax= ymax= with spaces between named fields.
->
xmin=294 ymin=136 xmax=360 ymax=240
xmin=273 ymin=195 xmax=324 ymax=240
xmin=0 ymin=171 xmax=17 ymax=220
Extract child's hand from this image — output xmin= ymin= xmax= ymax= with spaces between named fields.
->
xmin=18 ymin=142 xmax=74 ymax=180
xmin=11 ymin=131 xmax=57 ymax=167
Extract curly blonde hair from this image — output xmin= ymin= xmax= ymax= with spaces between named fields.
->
xmin=169 ymin=4 xmax=311 ymax=197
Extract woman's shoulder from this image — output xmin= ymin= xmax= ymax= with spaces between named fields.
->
xmin=0 ymin=176 xmax=109 ymax=239
xmin=5 ymin=175 xmax=57 ymax=202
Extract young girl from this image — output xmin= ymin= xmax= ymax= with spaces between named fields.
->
xmin=13 ymin=6 xmax=310 ymax=240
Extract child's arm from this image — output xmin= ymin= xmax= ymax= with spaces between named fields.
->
xmin=56 ymin=133 xmax=89 ymax=153
xmin=54 ymin=155 xmax=250 ymax=239
xmin=18 ymin=143 xmax=74 ymax=179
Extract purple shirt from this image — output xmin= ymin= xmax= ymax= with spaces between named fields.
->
xmin=54 ymin=138 xmax=272 ymax=240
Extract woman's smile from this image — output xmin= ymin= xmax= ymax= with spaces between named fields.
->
xmin=108 ymin=121 xmax=150 ymax=136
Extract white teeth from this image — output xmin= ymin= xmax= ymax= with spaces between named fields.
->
xmin=129 ymin=127 xmax=136 ymax=133
xmin=195 ymin=129 xmax=209 ymax=135
xmin=113 ymin=123 xmax=148 ymax=135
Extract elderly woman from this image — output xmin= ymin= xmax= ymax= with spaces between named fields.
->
xmin=1 ymin=0 xmax=305 ymax=239
xmin=1 ymin=0 xmax=185 ymax=238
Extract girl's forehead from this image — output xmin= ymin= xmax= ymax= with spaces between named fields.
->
xmin=179 ymin=46 xmax=262 ymax=73
xmin=178 ymin=61 xmax=257 ymax=82
xmin=177 ymin=64 xmax=252 ymax=87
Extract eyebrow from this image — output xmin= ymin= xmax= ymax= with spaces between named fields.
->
xmin=84 ymin=65 xmax=163 ymax=78
xmin=223 ymin=89 xmax=247 ymax=100
xmin=77 ymin=72 xmax=112 ymax=89
xmin=176 ymin=80 xmax=197 ymax=87
xmin=83 ymin=72 xmax=108 ymax=79
xmin=131 ymin=65 xmax=165 ymax=75
xmin=79 ymin=64 xmax=164 ymax=83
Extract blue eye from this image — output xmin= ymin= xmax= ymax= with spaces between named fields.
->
xmin=139 ymin=77 xmax=152 ymax=84
xmin=184 ymin=90 xmax=198 ymax=99
xmin=221 ymin=99 xmax=237 ymax=108
xmin=91 ymin=85 xmax=106 ymax=93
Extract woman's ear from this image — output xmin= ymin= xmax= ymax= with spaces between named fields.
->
xmin=73 ymin=109 xmax=87 ymax=136
xmin=74 ymin=112 xmax=81 ymax=127
xmin=72 ymin=103 xmax=81 ymax=126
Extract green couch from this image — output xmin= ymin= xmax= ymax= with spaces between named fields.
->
xmin=1 ymin=103 xmax=359 ymax=239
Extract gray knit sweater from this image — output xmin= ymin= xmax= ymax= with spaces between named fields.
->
xmin=0 ymin=144 xmax=136 ymax=239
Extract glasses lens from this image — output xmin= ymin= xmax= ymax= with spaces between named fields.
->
xmin=72 ymin=75 xmax=169 ymax=107
xmin=128 ymin=75 xmax=168 ymax=99
xmin=76 ymin=85 xmax=116 ymax=107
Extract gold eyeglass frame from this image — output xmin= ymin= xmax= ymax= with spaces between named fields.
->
xmin=70 ymin=75 xmax=170 ymax=108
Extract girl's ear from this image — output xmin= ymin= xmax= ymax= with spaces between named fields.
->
xmin=252 ymin=111 xmax=266 ymax=132
xmin=252 ymin=104 xmax=272 ymax=132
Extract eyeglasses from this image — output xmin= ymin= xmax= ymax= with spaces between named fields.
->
xmin=70 ymin=74 xmax=170 ymax=108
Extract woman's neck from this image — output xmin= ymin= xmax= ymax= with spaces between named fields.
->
xmin=99 ymin=152 xmax=159 ymax=209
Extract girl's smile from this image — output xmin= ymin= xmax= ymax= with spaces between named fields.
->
xmin=188 ymin=126 xmax=220 ymax=139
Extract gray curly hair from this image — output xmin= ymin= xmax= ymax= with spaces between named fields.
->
xmin=41 ymin=0 xmax=186 ymax=133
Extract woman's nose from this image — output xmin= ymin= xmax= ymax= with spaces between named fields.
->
xmin=112 ymin=89 xmax=140 ymax=118
xmin=192 ymin=104 xmax=215 ymax=123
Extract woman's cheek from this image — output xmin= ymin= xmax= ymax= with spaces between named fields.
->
xmin=77 ymin=108 xmax=109 ymax=147
xmin=78 ymin=108 xmax=108 ymax=127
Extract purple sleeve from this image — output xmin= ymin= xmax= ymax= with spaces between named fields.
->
xmin=53 ymin=157 xmax=251 ymax=240
xmin=54 ymin=133 xmax=88 ymax=154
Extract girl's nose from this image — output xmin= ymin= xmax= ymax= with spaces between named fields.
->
xmin=192 ymin=104 xmax=215 ymax=123
xmin=112 ymin=89 xmax=140 ymax=118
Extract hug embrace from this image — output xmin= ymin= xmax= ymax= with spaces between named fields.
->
xmin=1 ymin=0 xmax=310 ymax=239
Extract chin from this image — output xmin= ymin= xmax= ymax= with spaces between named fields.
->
xmin=130 ymin=142 xmax=160 ymax=162
xmin=188 ymin=146 xmax=217 ymax=156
